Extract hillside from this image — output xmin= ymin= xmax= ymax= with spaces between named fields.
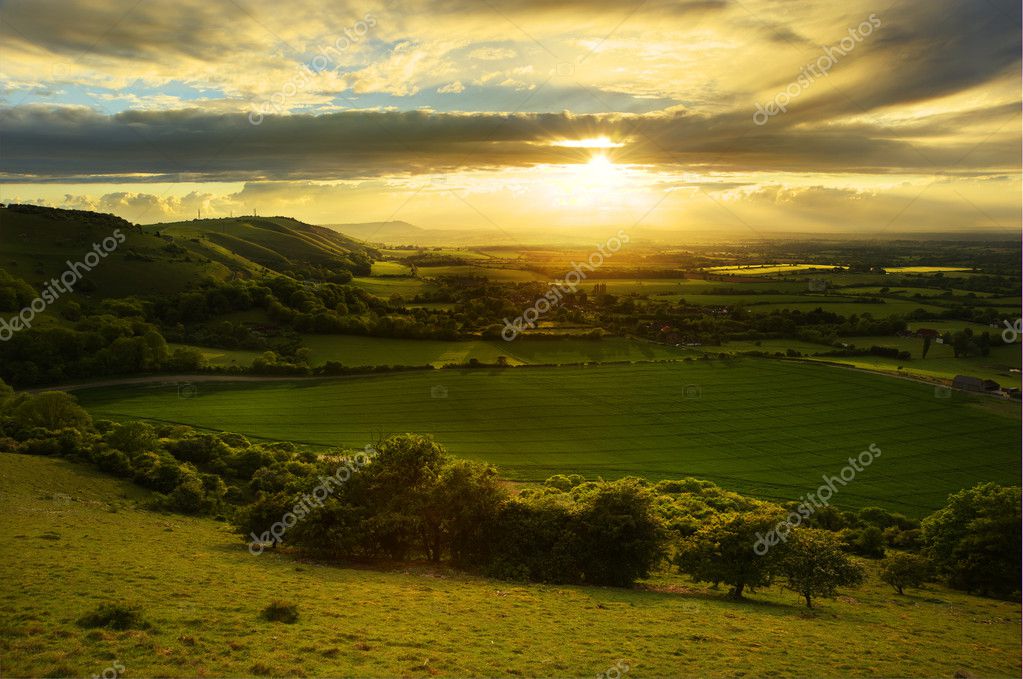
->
xmin=0 ymin=453 xmax=1018 ymax=677
xmin=0 ymin=204 xmax=238 ymax=297
xmin=147 ymin=216 xmax=377 ymax=277
xmin=0 ymin=206 xmax=378 ymax=299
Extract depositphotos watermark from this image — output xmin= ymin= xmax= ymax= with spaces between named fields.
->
xmin=502 ymin=230 xmax=629 ymax=341
xmin=0 ymin=229 xmax=125 ymax=342
xmin=596 ymin=660 xmax=630 ymax=679
xmin=91 ymin=661 xmax=125 ymax=679
xmin=753 ymin=443 xmax=881 ymax=555
xmin=249 ymin=13 xmax=376 ymax=125
xmin=753 ymin=13 xmax=880 ymax=126
xmin=248 ymin=445 xmax=376 ymax=555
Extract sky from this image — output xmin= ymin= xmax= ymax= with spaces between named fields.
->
xmin=0 ymin=0 xmax=1020 ymax=235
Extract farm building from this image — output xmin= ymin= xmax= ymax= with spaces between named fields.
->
xmin=952 ymin=375 xmax=985 ymax=392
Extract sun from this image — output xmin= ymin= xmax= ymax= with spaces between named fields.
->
xmin=581 ymin=152 xmax=618 ymax=183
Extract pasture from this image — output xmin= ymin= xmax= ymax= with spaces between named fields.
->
xmin=2 ymin=454 xmax=1019 ymax=678
xmin=75 ymin=360 xmax=1020 ymax=515
xmin=299 ymin=335 xmax=683 ymax=367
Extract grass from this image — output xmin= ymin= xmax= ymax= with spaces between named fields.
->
xmin=803 ymin=341 xmax=1021 ymax=388
xmin=1 ymin=454 xmax=1019 ymax=678
xmin=883 ymin=266 xmax=973 ymax=273
xmin=299 ymin=335 xmax=684 ymax=367
xmin=167 ymin=343 xmax=262 ymax=368
xmin=351 ymin=276 xmax=432 ymax=298
xmin=416 ymin=265 xmax=544 ymax=282
xmin=75 ymin=359 xmax=1020 ymax=516
xmin=748 ymin=300 xmax=945 ymax=317
xmin=704 ymin=264 xmax=845 ymax=275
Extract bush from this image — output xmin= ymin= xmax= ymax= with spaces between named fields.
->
xmin=260 ymin=600 xmax=299 ymax=624
xmin=880 ymin=553 xmax=930 ymax=595
xmin=843 ymin=525 xmax=886 ymax=558
xmin=77 ymin=603 xmax=149 ymax=630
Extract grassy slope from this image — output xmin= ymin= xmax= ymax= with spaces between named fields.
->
xmin=1 ymin=454 xmax=1019 ymax=678
xmin=149 ymin=217 xmax=373 ymax=268
xmin=0 ymin=207 xmax=235 ymax=297
xmin=74 ymin=360 xmax=1021 ymax=516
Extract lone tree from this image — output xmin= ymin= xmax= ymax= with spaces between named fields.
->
xmin=880 ymin=553 xmax=930 ymax=595
xmin=674 ymin=506 xmax=786 ymax=600
xmin=781 ymin=528 xmax=865 ymax=608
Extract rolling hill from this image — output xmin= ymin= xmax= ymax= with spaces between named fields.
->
xmin=0 ymin=205 xmax=378 ymax=298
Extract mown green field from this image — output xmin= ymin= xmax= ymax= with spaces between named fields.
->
xmin=351 ymin=276 xmax=431 ymax=298
xmin=75 ymin=360 xmax=1020 ymax=515
xmin=2 ymin=455 xmax=1020 ymax=678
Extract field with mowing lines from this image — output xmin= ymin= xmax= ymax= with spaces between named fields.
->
xmin=3 ymin=454 xmax=1019 ymax=678
xmin=76 ymin=360 xmax=1020 ymax=515
xmin=351 ymin=276 xmax=432 ymax=297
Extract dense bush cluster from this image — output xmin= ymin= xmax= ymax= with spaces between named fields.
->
xmin=0 ymin=377 xmax=1018 ymax=599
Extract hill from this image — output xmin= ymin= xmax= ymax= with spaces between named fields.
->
xmin=0 ymin=204 xmax=236 ymax=297
xmin=148 ymin=216 xmax=377 ymax=277
xmin=1 ymin=452 xmax=1018 ymax=678
xmin=0 ymin=205 xmax=377 ymax=299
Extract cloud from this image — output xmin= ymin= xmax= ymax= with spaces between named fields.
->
xmin=437 ymin=81 xmax=465 ymax=94
xmin=1 ymin=103 xmax=1017 ymax=183
xmin=469 ymin=47 xmax=517 ymax=61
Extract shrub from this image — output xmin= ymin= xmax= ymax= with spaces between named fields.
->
xmin=260 ymin=600 xmax=299 ymax=624
xmin=76 ymin=603 xmax=149 ymax=630
xmin=880 ymin=553 xmax=930 ymax=595
xmin=781 ymin=528 xmax=865 ymax=608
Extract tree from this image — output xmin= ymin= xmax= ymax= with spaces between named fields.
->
xmin=921 ymin=335 xmax=932 ymax=358
xmin=846 ymin=525 xmax=886 ymax=558
xmin=105 ymin=421 xmax=157 ymax=454
xmin=575 ymin=479 xmax=667 ymax=586
xmin=419 ymin=458 xmax=504 ymax=564
xmin=14 ymin=391 xmax=92 ymax=430
xmin=674 ymin=506 xmax=786 ymax=599
xmin=781 ymin=528 xmax=865 ymax=608
xmin=922 ymin=483 xmax=1021 ymax=598
xmin=880 ymin=553 xmax=929 ymax=595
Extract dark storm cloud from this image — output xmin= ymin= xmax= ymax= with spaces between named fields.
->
xmin=1 ymin=103 xmax=1017 ymax=183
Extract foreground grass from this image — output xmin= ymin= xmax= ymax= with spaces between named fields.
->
xmin=76 ymin=360 xmax=1020 ymax=515
xmin=1 ymin=455 xmax=1019 ymax=677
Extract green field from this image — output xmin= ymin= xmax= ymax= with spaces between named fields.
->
xmin=804 ymin=341 xmax=1022 ymax=388
xmin=299 ymin=335 xmax=684 ymax=367
xmin=705 ymin=264 xmax=845 ymax=275
xmin=167 ymin=343 xmax=262 ymax=368
xmin=351 ymin=276 xmax=431 ymax=298
xmin=2 ymin=454 xmax=1019 ymax=678
xmin=749 ymin=300 xmax=945 ymax=316
xmin=75 ymin=360 xmax=1020 ymax=515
